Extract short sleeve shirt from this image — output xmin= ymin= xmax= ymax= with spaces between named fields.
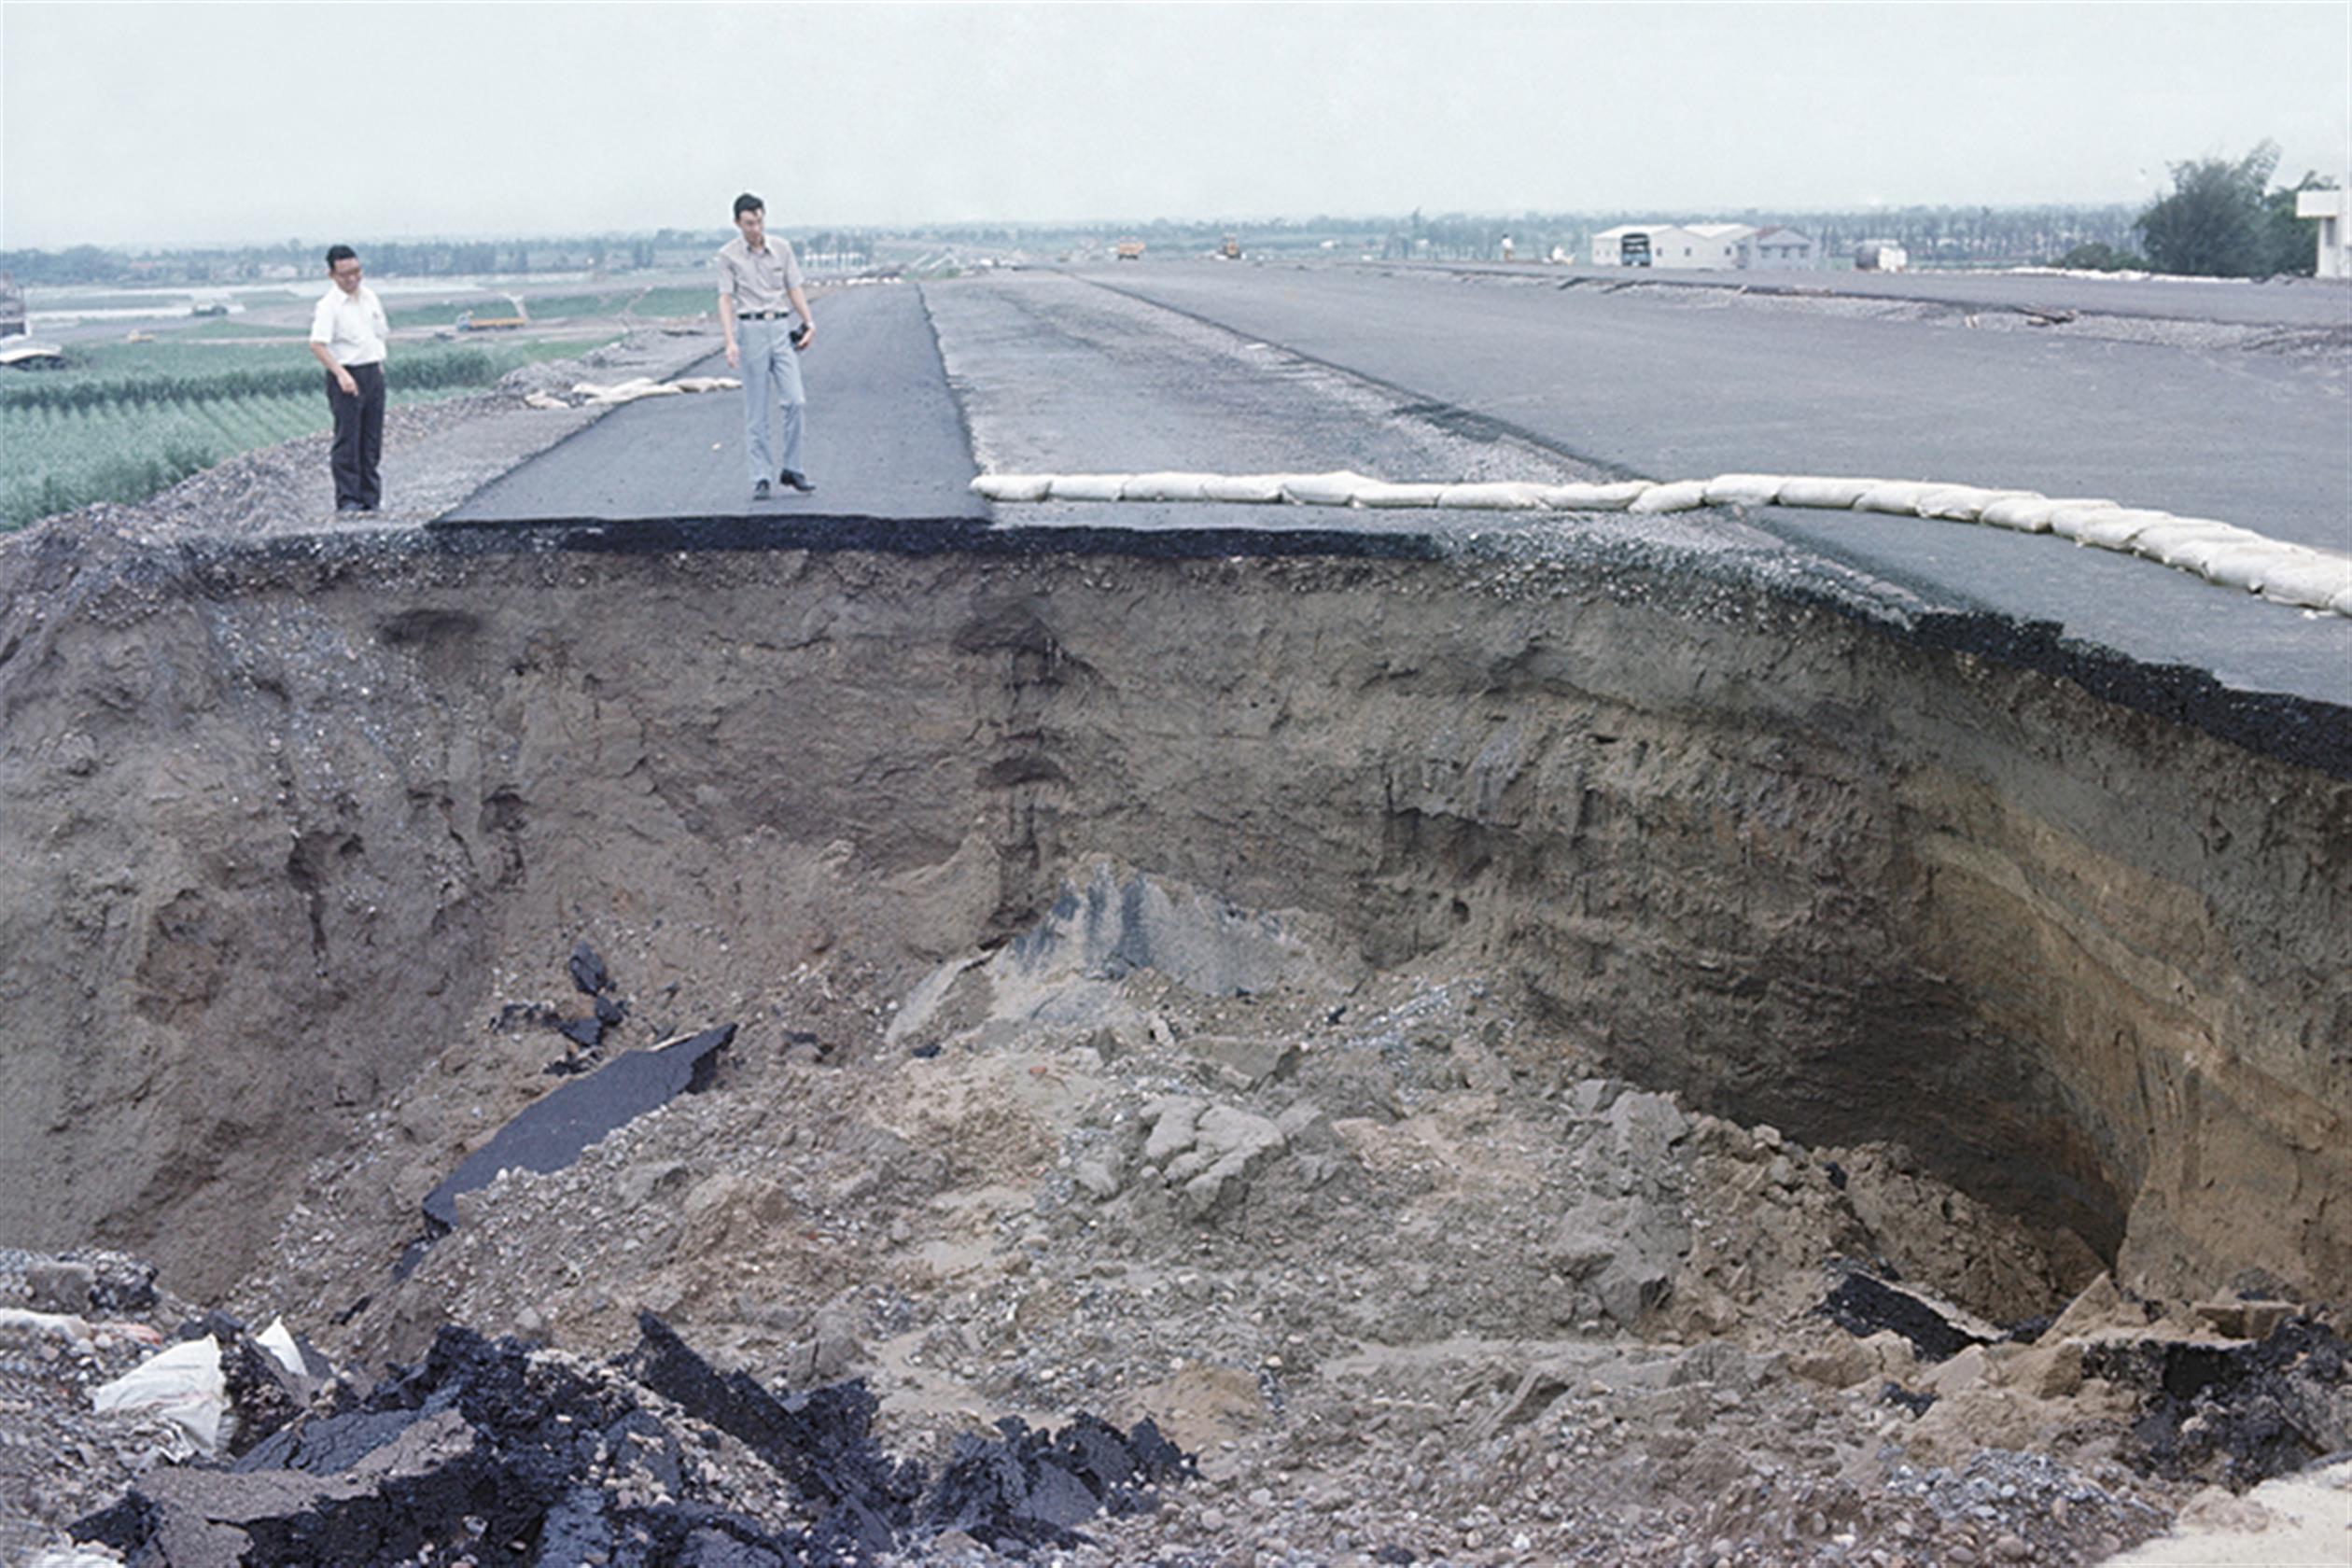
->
xmin=715 ymin=234 xmax=805 ymax=315
xmin=309 ymin=284 xmax=388 ymax=367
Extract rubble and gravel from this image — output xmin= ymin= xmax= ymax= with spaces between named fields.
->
xmin=12 ymin=861 xmax=2340 ymax=1565
xmin=7 ymin=292 xmax=2345 ymax=1564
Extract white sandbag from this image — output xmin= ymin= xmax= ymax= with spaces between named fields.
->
xmin=91 ymin=1334 xmax=227 ymax=1454
xmin=670 ymin=376 xmax=740 ymax=394
xmin=1536 ymin=481 xmax=1651 ymax=511
xmin=1047 ymin=474 xmax=1133 ymax=502
xmin=2198 ymin=543 xmax=2309 ymax=593
xmin=2331 ymin=584 xmax=2352 ymax=617
xmin=1435 ymin=482 xmax=1547 ymax=511
xmin=2130 ymin=519 xmax=2256 ymax=564
xmin=2253 ymin=551 xmax=2352 ymax=609
xmin=522 ymin=391 xmax=569 ymax=411
xmin=1977 ymin=496 xmax=2071 ymax=532
xmin=971 ymin=473 xmax=1054 ymax=502
xmin=1353 ymin=482 xmax=1450 ymax=509
xmin=1122 ymin=471 xmax=1217 ymax=502
xmin=2065 ymin=509 xmax=2174 ymax=550
xmin=1775 ymin=476 xmax=1881 ymax=509
xmin=1201 ymin=473 xmax=1289 ymax=503
xmin=258 ymin=1317 xmax=307 ymax=1379
xmin=1702 ymin=473 xmax=1786 ymax=507
xmin=1281 ymin=470 xmax=1376 ymax=507
xmin=0 ymin=1307 xmax=93 ymax=1342
xmin=1917 ymin=486 xmax=2038 ymax=522
xmin=2047 ymin=502 xmax=2146 ymax=540
xmin=1627 ymin=480 xmax=1709 ymax=514
xmin=2154 ymin=530 xmax=2268 ymax=574
xmin=1852 ymin=481 xmax=1938 ymax=514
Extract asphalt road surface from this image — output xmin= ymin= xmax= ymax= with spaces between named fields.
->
xmin=1392 ymin=259 xmax=2352 ymax=329
xmin=1069 ymin=262 xmax=2350 ymax=705
xmin=446 ymin=261 xmax=2349 ymax=710
xmin=447 ymin=282 xmax=989 ymax=524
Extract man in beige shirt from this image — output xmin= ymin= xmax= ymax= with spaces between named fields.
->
xmin=717 ymin=193 xmax=816 ymax=500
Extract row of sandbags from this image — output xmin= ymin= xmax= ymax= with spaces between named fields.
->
xmin=967 ymin=469 xmax=2352 ymax=616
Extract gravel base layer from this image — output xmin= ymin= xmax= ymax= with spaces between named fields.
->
xmin=9 ymin=871 xmax=2347 ymax=1566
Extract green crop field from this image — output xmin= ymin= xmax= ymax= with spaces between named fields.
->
xmin=1 ymin=336 xmax=599 ymax=529
xmin=387 ymin=284 xmax=715 ymax=330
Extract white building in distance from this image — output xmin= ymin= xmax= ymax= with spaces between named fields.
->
xmin=1592 ymin=222 xmax=1816 ymax=270
xmin=2298 ymin=183 xmax=2348 ymax=279
xmin=1739 ymin=226 xmax=1819 ymax=270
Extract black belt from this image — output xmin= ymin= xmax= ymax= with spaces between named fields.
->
xmin=738 ymin=310 xmax=788 ymax=319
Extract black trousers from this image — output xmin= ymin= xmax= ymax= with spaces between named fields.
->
xmin=327 ymin=361 xmax=385 ymax=510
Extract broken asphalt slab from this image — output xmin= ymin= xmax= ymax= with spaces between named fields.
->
xmin=415 ymin=1025 xmax=736 ymax=1239
xmin=76 ymin=1315 xmax=1191 ymax=1566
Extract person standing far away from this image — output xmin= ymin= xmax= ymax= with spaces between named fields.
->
xmin=717 ymin=193 xmax=817 ymax=501
xmin=307 ymin=245 xmax=390 ymax=513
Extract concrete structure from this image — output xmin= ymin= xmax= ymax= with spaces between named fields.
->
xmin=1684 ymin=224 xmax=1754 ymax=267
xmin=1595 ymin=223 xmax=1818 ymax=271
xmin=1738 ymin=226 xmax=1818 ymax=270
xmin=1593 ymin=223 xmax=1748 ymax=269
xmin=2297 ymin=182 xmax=2348 ymax=279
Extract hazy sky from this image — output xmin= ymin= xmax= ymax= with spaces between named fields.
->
xmin=5 ymin=2 xmax=2347 ymax=247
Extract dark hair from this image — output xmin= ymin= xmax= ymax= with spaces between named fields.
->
xmin=733 ymin=193 xmax=764 ymax=219
xmin=325 ymin=245 xmax=357 ymax=268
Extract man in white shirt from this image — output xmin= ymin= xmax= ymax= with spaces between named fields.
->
xmin=307 ymin=245 xmax=390 ymax=512
xmin=717 ymin=193 xmax=816 ymax=501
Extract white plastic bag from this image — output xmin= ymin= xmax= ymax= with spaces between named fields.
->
xmin=91 ymin=1334 xmax=227 ymax=1454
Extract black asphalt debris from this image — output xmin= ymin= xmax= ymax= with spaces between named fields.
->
xmin=75 ymin=1315 xmax=1192 ymax=1565
xmin=569 ymin=941 xmax=612 ymax=998
xmin=416 ymin=1026 xmax=736 ymax=1237
xmin=2084 ymin=1316 xmax=2352 ymax=1488
xmin=922 ymin=1409 xmax=1189 ymax=1550
xmin=1821 ymin=1272 xmax=1986 ymax=1364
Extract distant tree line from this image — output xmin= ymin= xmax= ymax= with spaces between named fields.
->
xmin=2114 ymin=141 xmax=2331 ymax=277
xmin=8 ymin=161 xmax=2328 ymax=286
xmin=0 ymin=227 xmax=871 ymax=287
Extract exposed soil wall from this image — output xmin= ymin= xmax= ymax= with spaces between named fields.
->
xmin=1 ymin=531 xmax=2344 ymax=1303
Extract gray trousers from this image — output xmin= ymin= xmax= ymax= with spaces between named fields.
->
xmin=739 ymin=317 xmax=806 ymax=483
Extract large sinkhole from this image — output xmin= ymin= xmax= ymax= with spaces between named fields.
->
xmin=1 ymin=531 xmax=2345 ymax=1318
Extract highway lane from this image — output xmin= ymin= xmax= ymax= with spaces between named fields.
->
xmin=1384 ymin=259 xmax=2352 ymax=329
xmin=441 ymin=259 xmax=2347 ymax=710
xmin=446 ymin=282 xmax=989 ymax=524
xmin=1067 ymin=262 xmax=2350 ymax=705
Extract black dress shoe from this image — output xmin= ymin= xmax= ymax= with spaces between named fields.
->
xmin=753 ymin=478 xmax=772 ymax=500
xmin=779 ymin=469 xmax=817 ymax=494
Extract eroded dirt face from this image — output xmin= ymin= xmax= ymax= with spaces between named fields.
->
xmin=2 ymin=538 xmax=2343 ymax=1309
xmin=5 ymin=529 xmax=2349 ymax=1563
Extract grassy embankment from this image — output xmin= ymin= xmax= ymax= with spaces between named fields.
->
xmin=1 ymin=336 xmax=595 ymax=529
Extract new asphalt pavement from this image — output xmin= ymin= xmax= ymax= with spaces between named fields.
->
xmin=441 ymin=260 xmax=2350 ymax=720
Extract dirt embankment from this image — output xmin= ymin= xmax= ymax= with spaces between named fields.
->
xmin=1 ymin=525 xmax=2342 ymax=1313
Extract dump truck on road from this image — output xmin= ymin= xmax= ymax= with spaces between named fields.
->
xmin=1115 ymin=240 xmax=1145 ymax=261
